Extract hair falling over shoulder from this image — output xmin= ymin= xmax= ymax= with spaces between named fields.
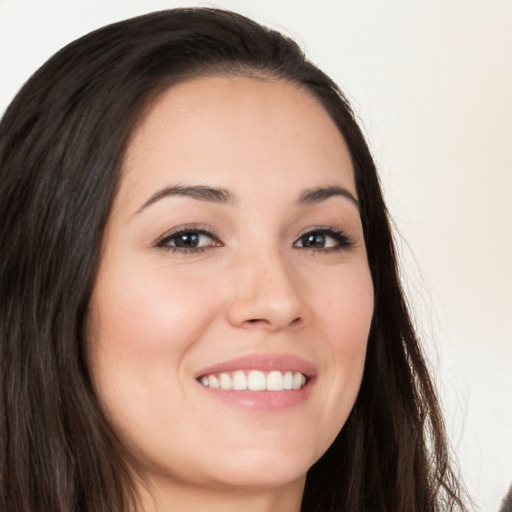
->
xmin=0 ymin=7 xmax=468 ymax=512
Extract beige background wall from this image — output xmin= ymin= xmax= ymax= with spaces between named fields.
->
xmin=1 ymin=1 xmax=511 ymax=510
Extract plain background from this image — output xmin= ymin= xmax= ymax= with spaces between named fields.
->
xmin=1 ymin=1 xmax=511 ymax=510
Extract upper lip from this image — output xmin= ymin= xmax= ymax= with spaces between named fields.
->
xmin=195 ymin=353 xmax=317 ymax=379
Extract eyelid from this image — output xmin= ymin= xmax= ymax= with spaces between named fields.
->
xmin=293 ymin=226 xmax=355 ymax=251
xmin=152 ymin=224 xmax=355 ymax=253
xmin=153 ymin=224 xmax=222 ymax=250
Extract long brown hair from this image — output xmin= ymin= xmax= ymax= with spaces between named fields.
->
xmin=0 ymin=8 xmax=466 ymax=511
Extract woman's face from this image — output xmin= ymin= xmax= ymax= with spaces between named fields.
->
xmin=87 ymin=76 xmax=374 ymax=497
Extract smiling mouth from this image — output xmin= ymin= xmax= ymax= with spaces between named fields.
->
xmin=198 ymin=370 xmax=308 ymax=391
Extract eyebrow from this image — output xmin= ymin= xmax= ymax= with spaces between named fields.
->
xmin=135 ymin=183 xmax=359 ymax=214
xmin=298 ymin=185 xmax=360 ymax=210
xmin=136 ymin=184 xmax=235 ymax=213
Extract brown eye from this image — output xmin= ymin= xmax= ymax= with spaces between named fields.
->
xmin=172 ymin=232 xmax=203 ymax=248
xmin=294 ymin=228 xmax=354 ymax=251
xmin=299 ymin=233 xmax=329 ymax=248
xmin=156 ymin=228 xmax=222 ymax=252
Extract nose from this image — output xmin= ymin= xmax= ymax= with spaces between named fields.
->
xmin=226 ymin=252 xmax=309 ymax=332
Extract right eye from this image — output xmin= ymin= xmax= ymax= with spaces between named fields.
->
xmin=155 ymin=227 xmax=222 ymax=253
xmin=293 ymin=227 xmax=354 ymax=252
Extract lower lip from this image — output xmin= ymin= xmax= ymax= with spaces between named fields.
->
xmin=198 ymin=381 xmax=313 ymax=410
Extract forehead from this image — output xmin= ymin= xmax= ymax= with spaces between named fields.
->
xmin=119 ymin=75 xmax=355 ymax=209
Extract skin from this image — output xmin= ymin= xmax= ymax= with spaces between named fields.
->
xmin=86 ymin=75 xmax=374 ymax=512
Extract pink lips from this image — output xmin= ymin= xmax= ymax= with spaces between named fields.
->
xmin=196 ymin=353 xmax=316 ymax=410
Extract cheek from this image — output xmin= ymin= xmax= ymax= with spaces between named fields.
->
xmin=332 ymin=268 xmax=373 ymax=381
xmin=88 ymin=260 xmax=220 ymax=362
xmin=315 ymin=262 xmax=374 ymax=351
xmin=84 ymin=258 xmax=227 ymax=427
xmin=307 ymin=262 xmax=373 ymax=441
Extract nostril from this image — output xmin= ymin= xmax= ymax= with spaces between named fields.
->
xmin=244 ymin=317 xmax=302 ymax=329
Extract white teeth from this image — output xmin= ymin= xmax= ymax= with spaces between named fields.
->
xmin=292 ymin=372 xmax=303 ymax=390
xmin=247 ymin=370 xmax=266 ymax=391
xmin=200 ymin=370 xmax=307 ymax=391
xmin=283 ymin=371 xmax=293 ymax=390
xmin=208 ymin=375 xmax=220 ymax=388
xmin=266 ymin=371 xmax=283 ymax=391
xmin=219 ymin=373 xmax=231 ymax=390
xmin=232 ymin=370 xmax=248 ymax=390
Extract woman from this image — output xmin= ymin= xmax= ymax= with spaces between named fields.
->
xmin=0 ymin=8 xmax=466 ymax=512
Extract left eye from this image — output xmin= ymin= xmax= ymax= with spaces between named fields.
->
xmin=294 ymin=229 xmax=353 ymax=250
xmin=156 ymin=229 xmax=220 ymax=251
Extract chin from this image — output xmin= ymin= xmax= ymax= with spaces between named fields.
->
xmin=203 ymin=443 xmax=317 ymax=489
xmin=210 ymin=462 xmax=308 ymax=490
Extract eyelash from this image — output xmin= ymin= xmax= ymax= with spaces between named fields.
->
xmin=155 ymin=225 xmax=222 ymax=253
xmin=154 ymin=225 xmax=355 ymax=254
xmin=293 ymin=227 xmax=355 ymax=252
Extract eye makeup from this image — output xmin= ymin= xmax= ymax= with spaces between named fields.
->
xmin=153 ymin=223 xmax=355 ymax=256
xmin=293 ymin=226 xmax=355 ymax=252
xmin=154 ymin=224 xmax=223 ymax=253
